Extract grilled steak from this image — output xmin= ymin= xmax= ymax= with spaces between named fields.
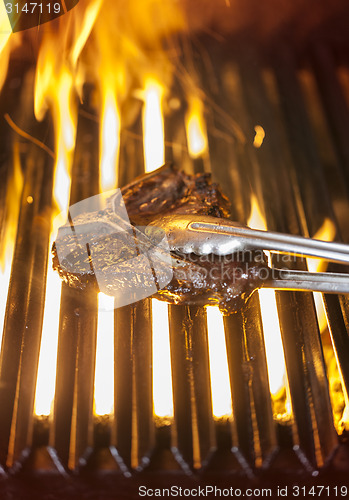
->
xmin=119 ymin=163 xmax=231 ymax=224
xmin=52 ymin=164 xmax=267 ymax=314
xmin=154 ymin=251 xmax=267 ymax=314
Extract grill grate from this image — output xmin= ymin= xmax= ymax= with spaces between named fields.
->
xmin=0 ymin=31 xmax=349 ymax=499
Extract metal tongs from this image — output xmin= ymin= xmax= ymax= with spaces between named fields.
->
xmin=146 ymin=214 xmax=349 ymax=294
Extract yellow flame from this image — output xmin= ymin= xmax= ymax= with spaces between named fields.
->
xmin=94 ymin=293 xmax=115 ymax=416
xmin=207 ymin=307 xmax=232 ymax=418
xmin=253 ymin=125 xmax=265 ymax=148
xmin=0 ymin=250 xmax=12 ymax=349
xmin=248 ymin=196 xmax=289 ymax=409
xmin=0 ymin=3 xmax=22 ymax=92
xmin=143 ymin=79 xmax=165 ymax=172
xmin=323 ymin=342 xmax=349 ymax=433
xmin=308 ymin=219 xmax=336 ymax=274
xmin=142 ymin=76 xmax=173 ymax=418
xmin=152 ymin=300 xmax=173 ymax=418
xmin=0 ymin=1 xmax=11 ymax=55
xmin=3 ymin=0 xmax=196 ymax=422
xmin=258 ymin=290 xmax=288 ymax=397
xmin=34 ymin=41 xmax=77 ymax=416
xmin=333 ymin=356 xmax=349 ymax=433
xmin=309 ymin=219 xmax=349 ymax=432
xmin=34 ymin=263 xmax=62 ymax=416
xmin=307 ymin=218 xmax=336 ymax=332
xmin=34 ymin=198 xmax=71 ymax=417
xmin=0 ymin=143 xmax=23 ymax=349
xmin=52 ymin=71 xmax=76 ymax=211
xmin=339 ymin=403 xmax=349 ymax=432
xmin=1 ymin=0 xmax=187 ymax=101
xmin=34 ymin=32 xmax=77 ymax=211
xmin=32 ymin=0 xmax=186 ymax=420
xmin=71 ymin=0 xmax=103 ymax=67
xmin=100 ymin=90 xmax=120 ymax=191
xmin=185 ymin=96 xmax=208 ymax=158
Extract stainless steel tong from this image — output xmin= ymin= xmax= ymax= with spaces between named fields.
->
xmin=146 ymin=214 xmax=349 ymax=294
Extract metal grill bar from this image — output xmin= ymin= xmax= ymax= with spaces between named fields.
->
xmin=311 ymin=43 xmax=349 ymax=191
xmin=272 ymin=44 xmax=349 ymax=462
xmin=239 ymin=43 xmax=338 ymax=465
xmin=53 ymin=103 xmax=99 ymax=468
xmin=194 ymin=39 xmax=276 ymax=469
xmin=0 ymin=135 xmax=54 ymax=466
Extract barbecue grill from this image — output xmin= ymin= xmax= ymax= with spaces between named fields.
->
xmin=0 ymin=1 xmax=349 ymax=499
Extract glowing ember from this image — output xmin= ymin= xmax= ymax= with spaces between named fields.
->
xmin=207 ymin=307 xmax=232 ymax=418
xmin=253 ymin=125 xmax=266 ymax=148
xmin=248 ymin=196 xmax=289 ymax=413
xmin=94 ymin=293 xmax=115 ymax=416
xmin=186 ymin=96 xmax=208 ymax=158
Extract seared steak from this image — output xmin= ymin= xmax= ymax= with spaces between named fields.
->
xmin=52 ymin=164 xmax=267 ymax=314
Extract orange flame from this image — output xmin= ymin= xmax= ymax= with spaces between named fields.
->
xmin=307 ymin=218 xmax=336 ymax=332
xmin=70 ymin=0 xmax=103 ymax=68
xmin=32 ymin=0 xmax=188 ymax=419
xmin=186 ymin=96 xmax=208 ymax=158
xmin=0 ymin=1 xmax=11 ymax=54
xmin=100 ymin=90 xmax=120 ymax=191
xmin=185 ymin=97 xmax=231 ymax=420
xmin=143 ymin=78 xmax=165 ymax=173
xmin=141 ymin=76 xmax=174 ymax=419
xmin=152 ymin=300 xmax=173 ymax=419
xmin=0 ymin=3 xmax=22 ymax=91
xmin=0 ymin=143 xmax=23 ymax=348
xmin=35 ymin=52 xmax=77 ymax=211
xmin=94 ymin=293 xmax=115 ymax=416
xmin=207 ymin=307 xmax=232 ymax=419
xmin=34 ymin=32 xmax=77 ymax=417
xmin=248 ymin=195 xmax=290 ymax=418
xmin=306 ymin=220 xmax=349 ymax=431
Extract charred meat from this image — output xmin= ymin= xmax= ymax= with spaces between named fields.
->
xmin=154 ymin=250 xmax=267 ymax=314
xmin=52 ymin=164 xmax=267 ymax=314
xmin=119 ymin=163 xmax=231 ymax=224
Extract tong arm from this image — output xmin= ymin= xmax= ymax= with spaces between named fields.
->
xmin=147 ymin=215 xmax=349 ymax=265
xmin=264 ymin=268 xmax=349 ymax=294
